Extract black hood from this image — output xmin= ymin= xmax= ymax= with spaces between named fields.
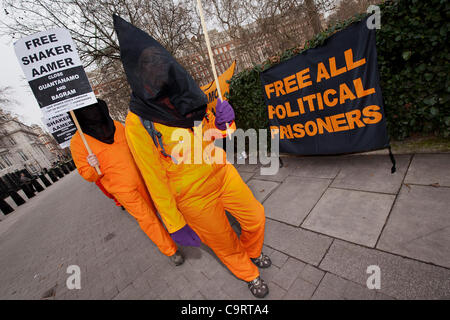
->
xmin=113 ymin=14 xmax=207 ymax=128
xmin=70 ymin=99 xmax=116 ymax=144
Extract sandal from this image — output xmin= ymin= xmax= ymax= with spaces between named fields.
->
xmin=251 ymin=252 xmax=272 ymax=268
xmin=248 ymin=276 xmax=269 ymax=298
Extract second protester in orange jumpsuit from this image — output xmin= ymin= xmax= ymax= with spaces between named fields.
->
xmin=70 ymin=99 xmax=183 ymax=265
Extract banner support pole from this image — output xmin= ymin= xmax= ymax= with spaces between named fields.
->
xmin=196 ymin=0 xmax=232 ymax=140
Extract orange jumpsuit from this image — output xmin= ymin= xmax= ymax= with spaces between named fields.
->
xmin=95 ymin=180 xmax=122 ymax=207
xmin=70 ymin=121 xmax=177 ymax=257
xmin=125 ymin=110 xmax=266 ymax=282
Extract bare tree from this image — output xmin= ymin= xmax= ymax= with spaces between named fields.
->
xmin=326 ymin=0 xmax=378 ymax=27
xmin=206 ymin=0 xmax=334 ymax=70
xmin=1 ymin=0 xmax=339 ymax=119
xmin=304 ymin=0 xmax=322 ymax=34
xmin=1 ymin=0 xmax=198 ymax=120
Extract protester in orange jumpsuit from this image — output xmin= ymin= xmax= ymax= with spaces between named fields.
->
xmin=95 ymin=180 xmax=124 ymax=209
xmin=114 ymin=15 xmax=272 ymax=298
xmin=70 ymin=99 xmax=184 ymax=266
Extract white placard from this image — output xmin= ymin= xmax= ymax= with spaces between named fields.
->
xmin=14 ymin=28 xmax=97 ymax=117
xmin=42 ymin=113 xmax=76 ymax=149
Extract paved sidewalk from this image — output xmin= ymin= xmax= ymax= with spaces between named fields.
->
xmin=0 ymin=153 xmax=449 ymax=300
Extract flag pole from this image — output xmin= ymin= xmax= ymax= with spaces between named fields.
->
xmin=196 ymin=0 xmax=232 ymax=140
xmin=69 ymin=110 xmax=102 ymax=175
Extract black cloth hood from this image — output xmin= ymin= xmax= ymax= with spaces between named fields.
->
xmin=113 ymin=14 xmax=207 ymax=128
xmin=70 ymin=99 xmax=116 ymax=144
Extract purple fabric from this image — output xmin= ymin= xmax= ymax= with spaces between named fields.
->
xmin=170 ymin=224 xmax=201 ymax=247
xmin=215 ymin=99 xmax=235 ymax=131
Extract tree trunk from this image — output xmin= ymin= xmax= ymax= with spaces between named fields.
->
xmin=305 ymin=0 xmax=322 ymax=34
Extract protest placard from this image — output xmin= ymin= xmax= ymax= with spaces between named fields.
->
xmin=14 ymin=28 xmax=97 ymax=117
xmin=42 ymin=113 xmax=76 ymax=149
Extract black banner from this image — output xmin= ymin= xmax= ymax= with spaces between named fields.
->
xmin=260 ymin=18 xmax=389 ymax=155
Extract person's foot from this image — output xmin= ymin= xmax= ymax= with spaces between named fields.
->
xmin=169 ymin=250 xmax=185 ymax=266
xmin=251 ymin=252 xmax=272 ymax=268
xmin=248 ymin=276 xmax=269 ymax=298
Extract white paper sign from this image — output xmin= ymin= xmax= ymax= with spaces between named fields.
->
xmin=14 ymin=28 xmax=97 ymax=117
xmin=42 ymin=113 xmax=76 ymax=149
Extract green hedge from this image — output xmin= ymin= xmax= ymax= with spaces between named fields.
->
xmin=226 ymin=0 xmax=450 ymax=140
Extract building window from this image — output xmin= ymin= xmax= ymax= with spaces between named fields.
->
xmin=1 ymin=154 xmax=12 ymax=166
xmin=8 ymin=137 xmax=16 ymax=145
xmin=0 ymin=161 xmax=5 ymax=170
xmin=29 ymin=164 xmax=36 ymax=172
xmin=18 ymin=151 xmax=29 ymax=161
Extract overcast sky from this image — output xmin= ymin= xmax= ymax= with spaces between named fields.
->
xmin=0 ymin=34 xmax=45 ymax=128
xmin=0 ymin=3 xmax=44 ymax=128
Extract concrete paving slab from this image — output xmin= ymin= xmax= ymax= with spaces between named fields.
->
xmin=314 ymin=272 xmax=348 ymax=297
xmin=343 ymin=280 xmax=377 ymax=300
xmin=259 ymin=264 xmax=281 ymax=284
xmin=237 ymin=171 xmax=255 ymax=183
xmin=283 ymin=277 xmax=316 ymax=300
xmin=247 ymin=179 xmax=279 ymax=203
xmin=289 ymin=156 xmax=342 ymax=179
xmin=278 ymin=155 xmax=305 ymax=168
xmin=299 ymin=264 xmax=325 ymax=286
xmin=311 ymin=273 xmax=345 ymax=300
xmin=271 ymin=257 xmax=306 ymax=290
xmin=267 ymin=249 xmax=289 ymax=268
xmin=320 ymin=240 xmax=450 ymax=299
xmin=302 ymin=188 xmax=395 ymax=247
xmin=404 ymin=154 xmax=450 ymax=187
xmin=377 ymin=184 xmax=450 ymax=268
xmin=264 ymin=176 xmax=331 ymax=226
xmin=311 ymin=272 xmax=375 ymax=300
xmin=265 ymin=282 xmax=288 ymax=300
xmin=331 ymin=154 xmax=411 ymax=194
xmin=264 ymin=219 xmax=333 ymax=266
xmin=251 ymin=167 xmax=292 ymax=182
xmin=236 ymin=163 xmax=260 ymax=173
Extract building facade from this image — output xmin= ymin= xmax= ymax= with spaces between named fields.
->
xmin=0 ymin=109 xmax=65 ymax=176
xmin=176 ymin=11 xmax=314 ymax=88
xmin=177 ymin=29 xmax=238 ymax=87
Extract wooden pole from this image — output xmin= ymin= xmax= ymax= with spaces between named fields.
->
xmin=196 ymin=0 xmax=232 ymax=140
xmin=69 ymin=110 xmax=102 ymax=175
